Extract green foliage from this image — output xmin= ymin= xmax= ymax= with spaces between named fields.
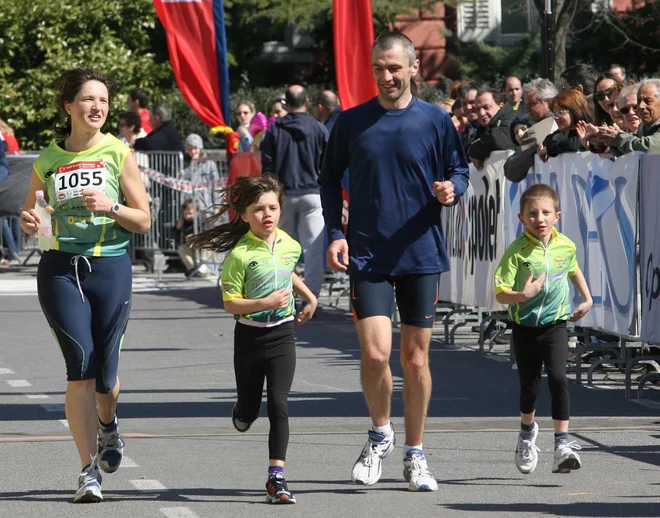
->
xmin=449 ymin=34 xmax=541 ymax=85
xmin=0 ymin=0 xmax=171 ymax=150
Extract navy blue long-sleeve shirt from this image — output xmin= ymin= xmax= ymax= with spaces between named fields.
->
xmin=318 ymin=96 xmax=470 ymax=275
xmin=0 ymin=142 xmax=8 ymax=184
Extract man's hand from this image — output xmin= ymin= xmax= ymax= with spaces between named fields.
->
xmin=327 ymin=239 xmax=349 ymax=271
xmin=470 ymin=157 xmax=485 ymax=170
xmin=433 ymin=181 xmax=455 ymax=205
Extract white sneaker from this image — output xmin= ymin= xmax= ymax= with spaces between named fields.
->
xmin=403 ymin=450 xmax=438 ymax=492
xmin=351 ymin=427 xmax=395 ymax=486
xmin=553 ymin=441 xmax=582 ymax=473
xmin=515 ymin=422 xmax=540 ymax=474
xmin=73 ymin=457 xmax=103 ymax=503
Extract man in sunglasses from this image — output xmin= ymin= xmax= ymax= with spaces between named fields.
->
xmin=599 ymin=79 xmax=660 ymax=155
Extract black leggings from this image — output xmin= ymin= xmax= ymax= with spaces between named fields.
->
xmin=234 ymin=320 xmax=296 ymax=461
xmin=512 ymin=321 xmax=570 ymax=421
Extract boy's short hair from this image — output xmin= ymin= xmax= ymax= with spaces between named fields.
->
xmin=181 ymin=199 xmax=194 ymax=211
xmin=520 ymin=184 xmax=560 ymax=213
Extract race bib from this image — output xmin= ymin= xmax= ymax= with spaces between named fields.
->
xmin=55 ymin=161 xmax=107 ymax=201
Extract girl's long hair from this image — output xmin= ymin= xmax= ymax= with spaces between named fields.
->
xmin=188 ymin=175 xmax=284 ymax=253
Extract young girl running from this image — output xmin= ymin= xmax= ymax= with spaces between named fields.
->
xmin=190 ymin=175 xmax=317 ymax=504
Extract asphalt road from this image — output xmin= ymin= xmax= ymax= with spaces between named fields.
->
xmin=1 ymin=267 xmax=659 ymax=518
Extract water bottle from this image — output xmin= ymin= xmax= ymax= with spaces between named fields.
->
xmin=34 ymin=190 xmax=53 ymax=251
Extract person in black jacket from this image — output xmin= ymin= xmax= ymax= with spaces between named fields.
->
xmin=539 ymin=89 xmax=591 ymax=161
xmin=133 ymin=104 xmax=185 ymax=176
xmin=467 ymin=87 xmax=519 ymax=169
xmin=261 ymin=85 xmax=329 ymax=298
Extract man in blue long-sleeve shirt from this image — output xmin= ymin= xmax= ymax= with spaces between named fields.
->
xmin=318 ymin=32 xmax=470 ymax=492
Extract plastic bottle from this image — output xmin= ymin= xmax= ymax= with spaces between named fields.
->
xmin=34 ymin=190 xmax=53 ymax=251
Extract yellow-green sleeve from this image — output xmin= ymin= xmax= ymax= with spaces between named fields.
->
xmin=220 ymin=250 xmax=245 ymax=302
xmin=494 ymin=246 xmax=517 ymax=295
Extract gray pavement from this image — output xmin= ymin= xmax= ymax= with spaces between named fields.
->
xmin=1 ymin=264 xmax=660 ymax=518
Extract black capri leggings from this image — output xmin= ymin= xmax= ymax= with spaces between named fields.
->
xmin=512 ymin=321 xmax=570 ymax=421
xmin=234 ymin=320 xmax=296 ymax=461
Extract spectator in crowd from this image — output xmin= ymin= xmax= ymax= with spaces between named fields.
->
xmin=450 ymin=99 xmax=469 ymax=134
xmin=118 ymin=111 xmax=144 ymax=148
xmin=458 ymin=81 xmax=480 ymax=149
xmin=511 ymin=121 xmax=529 ymax=146
xmin=0 ymin=142 xmax=19 ymax=266
xmin=559 ymin=64 xmax=598 ymax=97
xmin=609 ymin=64 xmax=626 ymax=82
xmin=236 ymin=101 xmax=256 ymax=153
xmin=261 ymin=84 xmax=329 ymax=299
xmin=504 ymin=79 xmax=558 ymax=182
xmin=180 ymin=133 xmax=220 ymax=220
xmin=313 ymin=90 xmax=341 ymax=131
xmin=605 ymin=83 xmax=624 ymax=128
xmin=467 ymin=87 xmax=519 ymax=169
xmin=504 ymin=76 xmax=525 ymax=112
xmin=268 ymin=98 xmax=287 ymax=120
xmin=128 ymin=87 xmax=153 ymax=135
xmin=593 ymin=73 xmax=623 ymax=126
xmin=0 ymin=118 xmax=20 ymax=154
xmin=617 ymin=82 xmax=641 ymax=134
xmin=175 ymin=199 xmax=213 ymax=278
xmin=599 ymin=78 xmax=660 ymax=155
xmin=539 ymin=89 xmax=591 ymax=161
xmin=133 ymin=104 xmax=185 ymax=159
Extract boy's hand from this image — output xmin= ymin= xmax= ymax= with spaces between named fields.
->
xmin=295 ymin=297 xmax=317 ymax=326
xmin=263 ymin=289 xmax=292 ymax=310
xmin=571 ymin=300 xmax=593 ymax=322
xmin=521 ymin=272 xmax=546 ymax=300
xmin=433 ymin=181 xmax=455 ymax=205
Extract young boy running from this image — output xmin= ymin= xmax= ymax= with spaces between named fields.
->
xmin=494 ymin=184 xmax=593 ymax=475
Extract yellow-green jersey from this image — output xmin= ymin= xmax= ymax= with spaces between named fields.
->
xmin=33 ymin=134 xmax=131 ymax=257
xmin=494 ymin=228 xmax=578 ymax=327
xmin=221 ymin=228 xmax=302 ymax=326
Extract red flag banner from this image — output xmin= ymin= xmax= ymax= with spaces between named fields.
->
xmin=153 ymin=0 xmax=232 ymax=133
xmin=333 ymin=0 xmax=378 ymax=110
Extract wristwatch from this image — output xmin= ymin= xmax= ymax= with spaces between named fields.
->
xmin=111 ymin=203 xmax=121 ymax=215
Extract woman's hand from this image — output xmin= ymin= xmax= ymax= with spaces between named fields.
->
xmin=81 ymin=188 xmax=114 ymax=213
xmin=19 ymin=206 xmax=54 ymax=235
xmin=538 ymin=146 xmax=549 ymax=162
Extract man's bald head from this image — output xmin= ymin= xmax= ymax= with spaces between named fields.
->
xmin=318 ymin=90 xmax=339 ymax=110
xmin=285 ymin=85 xmax=308 ymax=112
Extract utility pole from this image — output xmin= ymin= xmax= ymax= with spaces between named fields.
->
xmin=542 ymin=0 xmax=555 ymax=81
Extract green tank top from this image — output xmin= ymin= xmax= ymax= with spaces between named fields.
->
xmin=33 ymin=134 xmax=131 ymax=257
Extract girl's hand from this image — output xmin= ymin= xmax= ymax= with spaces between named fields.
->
xmin=81 ymin=188 xmax=114 ymax=213
xmin=295 ymin=297 xmax=317 ymax=326
xmin=571 ymin=300 xmax=593 ymax=322
xmin=263 ymin=288 xmax=292 ymax=310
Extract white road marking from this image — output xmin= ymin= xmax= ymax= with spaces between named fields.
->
xmin=0 ymin=368 xmax=16 ymax=375
xmin=26 ymin=394 xmax=50 ymax=399
xmin=121 ymin=456 xmax=139 ymax=468
xmin=160 ymin=508 xmax=200 ymax=518
xmin=6 ymin=380 xmax=32 ymax=387
xmin=59 ymin=419 xmax=70 ymax=428
xmin=632 ymin=399 xmax=660 ymax=410
xmin=131 ymin=479 xmax=167 ymax=490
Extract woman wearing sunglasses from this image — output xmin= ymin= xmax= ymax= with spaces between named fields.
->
xmin=538 ymin=90 xmax=591 ymax=162
xmin=616 ymin=82 xmax=641 ymax=134
xmin=593 ymin=73 xmax=623 ymax=126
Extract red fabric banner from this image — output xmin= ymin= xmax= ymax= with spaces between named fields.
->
xmin=153 ymin=0 xmax=230 ymax=131
xmin=333 ymin=0 xmax=378 ymax=110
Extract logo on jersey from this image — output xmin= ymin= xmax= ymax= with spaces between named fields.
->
xmin=280 ymin=254 xmax=296 ymax=266
xmin=554 ymin=256 xmax=566 ymax=269
xmin=44 ymin=169 xmax=55 ymax=181
xmin=522 ymin=260 xmax=532 ymax=270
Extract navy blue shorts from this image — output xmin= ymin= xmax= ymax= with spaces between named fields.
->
xmin=350 ymin=272 xmax=440 ymax=328
xmin=37 ymin=250 xmax=132 ymax=393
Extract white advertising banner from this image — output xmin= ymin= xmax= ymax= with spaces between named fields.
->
xmin=504 ymin=152 xmax=640 ymax=336
xmin=640 ymin=155 xmax=660 ymax=343
xmin=439 ymin=151 xmax=511 ymax=310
